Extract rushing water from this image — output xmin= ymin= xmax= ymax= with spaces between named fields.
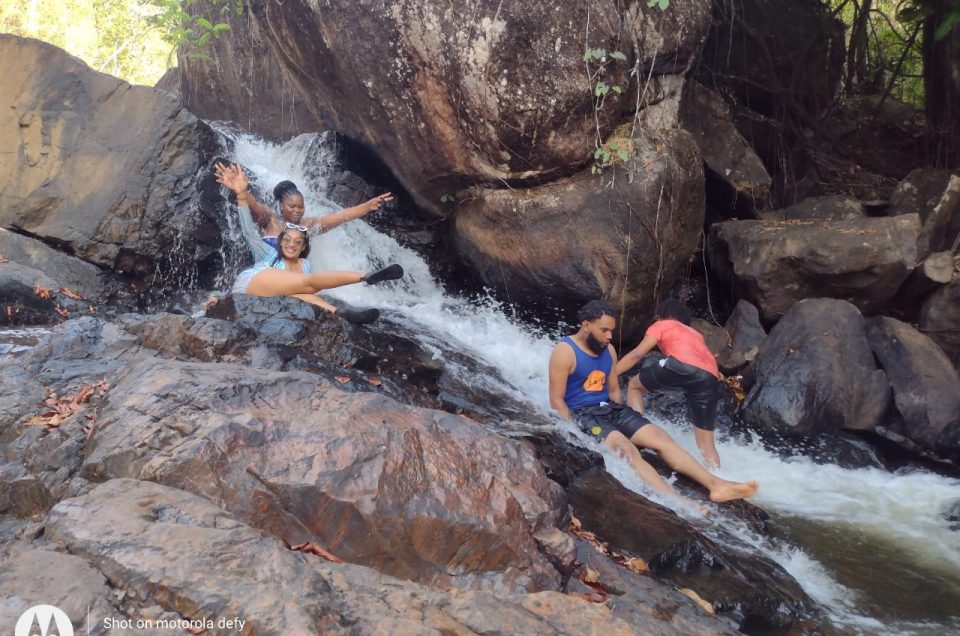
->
xmin=219 ymin=131 xmax=960 ymax=635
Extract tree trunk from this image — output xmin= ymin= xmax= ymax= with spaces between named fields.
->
xmin=924 ymin=0 xmax=960 ymax=165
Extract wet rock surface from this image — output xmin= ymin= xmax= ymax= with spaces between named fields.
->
xmin=865 ymin=316 xmax=960 ymax=462
xmin=0 ymin=297 xmax=819 ymax=634
xmin=741 ymin=299 xmax=890 ymax=438
xmin=566 ymin=468 xmax=820 ymax=633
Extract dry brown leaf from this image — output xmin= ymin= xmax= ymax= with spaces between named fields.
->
xmin=58 ymin=287 xmax=85 ymax=300
xmin=0 ymin=256 xmax=8 ymax=263
xmin=581 ymin=567 xmax=600 ymax=584
xmin=54 ymin=305 xmax=69 ymax=319
xmin=570 ymin=516 xmax=582 ymax=531
xmin=33 ymin=284 xmax=52 ymax=300
xmin=620 ymin=556 xmax=649 ymax=574
xmin=186 ymin=626 xmax=207 ymax=635
xmin=288 ymin=541 xmax=345 ymax=563
xmin=366 ymin=376 xmax=382 ymax=386
xmin=678 ymin=588 xmax=715 ymax=614
xmin=333 ymin=376 xmax=351 ymax=384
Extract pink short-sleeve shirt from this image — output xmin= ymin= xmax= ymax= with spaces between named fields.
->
xmin=646 ymin=319 xmax=720 ymax=378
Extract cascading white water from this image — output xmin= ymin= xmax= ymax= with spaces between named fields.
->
xmin=222 ymin=131 xmax=960 ymax=635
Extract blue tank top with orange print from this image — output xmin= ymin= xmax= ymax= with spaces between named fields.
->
xmin=562 ymin=336 xmax=612 ymax=409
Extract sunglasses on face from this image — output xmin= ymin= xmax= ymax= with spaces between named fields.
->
xmin=280 ymin=237 xmax=306 ymax=247
xmin=285 ymin=222 xmax=307 ymax=232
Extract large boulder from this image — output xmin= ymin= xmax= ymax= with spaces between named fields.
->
xmin=453 ymin=128 xmax=704 ymax=338
xmin=741 ymin=299 xmax=890 ymax=437
xmin=887 ymin=168 xmax=960 ymax=257
xmin=0 ymin=35 xmax=223 ymax=289
xmin=759 ymin=195 xmax=867 ymax=222
xmin=39 ymin=478 xmax=729 ymax=635
xmin=709 ymin=215 xmax=921 ymax=321
xmin=0 ymin=261 xmax=95 ymax=327
xmin=920 ymin=279 xmax=960 ymax=364
xmin=80 ymin=356 xmax=565 ymax=593
xmin=0 ymin=229 xmax=113 ymax=301
xmin=241 ymin=0 xmax=711 ymax=214
xmin=679 ymin=82 xmax=771 ymax=217
xmin=865 ymin=317 xmax=960 ymax=461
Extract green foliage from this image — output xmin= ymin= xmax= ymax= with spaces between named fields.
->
xmin=584 ymin=46 xmax=631 ymax=174
xmin=647 ymin=0 xmax=670 ymax=10
xmin=148 ymin=0 xmax=240 ymax=63
xmin=439 ymin=193 xmax=456 ymax=204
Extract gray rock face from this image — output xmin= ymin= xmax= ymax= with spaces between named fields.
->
xmin=717 ymin=300 xmax=766 ymax=373
xmin=920 ymin=278 xmax=960 ymax=366
xmin=0 ymin=229 xmax=112 ymax=301
xmin=742 ymin=299 xmax=890 ymax=437
xmin=680 ymin=82 xmax=771 ymax=215
xmin=241 ymin=0 xmax=711 ymax=214
xmin=39 ymin=478 xmax=727 ymax=635
xmin=709 ymin=215 xmax=921 ymax=321
xmin=453 ymin=128 xmax=704 ymax=339
xmin=865 ymin=317 xmax=960 ymax=461
xmin=175 ymin=6 xmax=322 ymax=140
xmin=887 ymin=168 xmax=960 ymax=256
xmin=0 ymin=261 xmax=96 ymax=327
xmin=0 ymin=35 xmax=222 ymax=288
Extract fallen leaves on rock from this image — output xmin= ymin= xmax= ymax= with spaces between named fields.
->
xmin=617 ymin=556 xmax=649 ymax=574
xmin=33 ymin=284 xmax=53 ymax=300
xmin=677 ymin=587 xmax=715 ymax=614
xmin=0 ymin=256 xmax=8 ymax=263
xmin=722 ymin=375 xmax=746 ymax=403
xmin=334 ymin=375 xmax=351 ymax=384
xmin=366 ymin=375 xmax=382 ymax=386
xmin=285 ymin=540 xmax=344 ymax=563
xmin=28 ymin=380 xmax=110 ymax=429
xmin=58 ymin=287 xmax=85 ymax=300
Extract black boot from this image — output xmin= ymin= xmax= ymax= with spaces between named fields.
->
xmin=335 ymin=306 xmax=380 ymax=325
xmin=361 ymin=263 xmax=404 ymax=285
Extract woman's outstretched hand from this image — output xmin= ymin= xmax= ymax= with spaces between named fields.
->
xmin=215 ymin=162 xmax=249 ymax=194
xmin=362 ymin=192 xmax=394 ymax=214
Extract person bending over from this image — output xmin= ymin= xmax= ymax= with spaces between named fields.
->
xmin=215 ymin=162 xmax=394 ymax=262
xmin=548 ymin=300 xmax=757 ymax=504
xmin=616 ymin=298 xmax=724 ymax=469
xmin=231 ymin=225 xmax=403 ymax=325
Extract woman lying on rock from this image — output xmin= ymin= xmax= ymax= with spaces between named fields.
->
xmin=215 ymin=162 xmax=393 ymax=263
xmin=230 ymin=224 xmax=403 ymax=325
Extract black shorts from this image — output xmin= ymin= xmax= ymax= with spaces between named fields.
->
xmin=636 ymin=357 xmax=719 ymax=432
xmin=571 ymin=402 xmax=650 ymax=442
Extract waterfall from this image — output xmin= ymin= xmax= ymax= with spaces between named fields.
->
xmin=220 ymin=130 xmax=960 ymax=635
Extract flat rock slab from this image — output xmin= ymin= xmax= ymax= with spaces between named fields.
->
xmin=709 ymin=215 xmax=920 ymax=321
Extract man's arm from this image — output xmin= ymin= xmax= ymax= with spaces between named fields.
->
xmin=608 ymin=345 xmax=623 ymax=404
xmin=614 ymin=334 xmax=658 ymax=375
xmin=548 ymin=343 xmax=575 ymax=420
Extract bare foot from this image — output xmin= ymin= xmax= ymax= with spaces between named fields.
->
xmin=708 ymin=479 xmax=758 ymax=503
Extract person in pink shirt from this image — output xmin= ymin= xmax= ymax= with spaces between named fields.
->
xmin=615 ymin=299 xmax=723 ymax=469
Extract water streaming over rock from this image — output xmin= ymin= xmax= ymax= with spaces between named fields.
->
xmin=215 ymin=130 xmax=960 ymax=635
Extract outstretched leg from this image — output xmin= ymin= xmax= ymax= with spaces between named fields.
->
xmin=246 ymin=268 xmax=364 ymax=297
xmin=603 ymin=430 xmax=679 ymax=500
xmin=630 ymin=424 xmax=757 ymax=502
xmin=627 ymin=374 xmax=646 ymax=413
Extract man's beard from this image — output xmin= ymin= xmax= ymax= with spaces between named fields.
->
xmin=585 ymin=333 xmax=606 ymax=354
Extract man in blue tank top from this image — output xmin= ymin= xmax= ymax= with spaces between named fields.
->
xmin=548 ymin=300 xmax=758 ymax=504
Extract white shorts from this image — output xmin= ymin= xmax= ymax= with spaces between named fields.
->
xmin=231 ymin=264 xmax=267 ymax=295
